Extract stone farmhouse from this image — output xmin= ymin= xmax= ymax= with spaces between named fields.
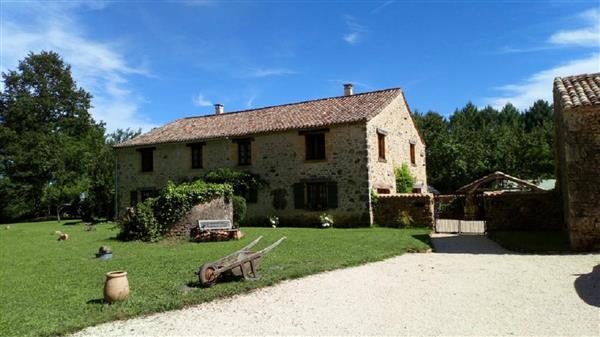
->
xmin=554 ymin=73 xmax=600 ymax=250
xmin=114 ymin=84 xmax=427 ymax=226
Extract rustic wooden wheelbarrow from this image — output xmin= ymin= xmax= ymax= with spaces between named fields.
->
xmin=195 ymin=236 xmax=286 ymax=287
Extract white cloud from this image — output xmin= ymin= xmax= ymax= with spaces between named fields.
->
xmin=192 ymin=93 xmax=212 ymax=107
xmin=549 ymin=8 xmax=600 ymax=47
xmin=343 ymin=16 xmax=368 ymax=45
xmin=343 ymin=32 xmax=360 ymax=45
xmin=486 ymin=53 xmax=600 ymax=109
xmin=0 ymin=4 xmax=155 ymax=132
xmin=371 ymin=0 xmax=395 ymax=14
xmin=487 ymin=8 xmax=600 ymax=109
xmin=243 ymin=67 xmax=295 ymax=78
xmin=246 ymin=94 xmax=257 ymax=108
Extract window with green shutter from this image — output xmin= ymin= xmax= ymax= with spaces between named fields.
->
xmin=293 ymin=181 xmax=338 ymax=210
xmin=327 ymin=182 xmax=338 ymax=209
xmin=293 ymin=183 xmax=305 ymax=209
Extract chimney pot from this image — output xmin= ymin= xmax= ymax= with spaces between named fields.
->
xmin=344 ymin=83 xmax=353 ymax=96
xmin=214 ymin=104 xmax=224 ymax=114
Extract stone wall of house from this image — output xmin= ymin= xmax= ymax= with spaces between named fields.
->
xmin=115 ymin=122 xmax=372 ymax=227
xmin=555 ymin=102 xmax=600 ymax=251
xmin=166 ymin=197 xmax=233 ymax=237
xmin=483 ymin=191 xmax=564 ymax=232
xmin=366 ymin=94 xmax=427 ymax=196
xmin=373 ymin=193 xmax=434 ymax=227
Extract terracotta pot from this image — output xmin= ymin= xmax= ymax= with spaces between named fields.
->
xmin=104 ymin=271 xmax=129 ymax=303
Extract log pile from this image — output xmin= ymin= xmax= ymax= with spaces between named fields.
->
xmin=190 ymin=228 xmax=244 ymax=242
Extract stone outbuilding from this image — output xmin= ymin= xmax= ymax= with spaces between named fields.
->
xmin=554 ymin=73 xmax=600 ymax=251
xmin=114 ymin=84 xmax=427 ymax=227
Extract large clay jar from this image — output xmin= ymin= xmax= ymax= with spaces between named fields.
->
xmin=104 ymin=271 xmax=129 ymax=303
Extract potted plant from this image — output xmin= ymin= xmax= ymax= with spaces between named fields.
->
xmin=319 ymin=213 xmax=334 ymax=228
xmin=269 ymin=216 xmax=279 ymax=228
xmin=96 ymin=246 xmax=113 ymax=260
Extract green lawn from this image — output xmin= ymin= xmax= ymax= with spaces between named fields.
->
xmin=0 ymin=220 xmax=430 ymax=337
xmin=488 ymin=230 xmax=571 ymax=253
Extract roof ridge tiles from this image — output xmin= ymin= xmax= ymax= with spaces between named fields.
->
xmin=182 ymin=87 xmax=402 ymax=120
xmin=114 ymin=87 xmax=404 ymax=148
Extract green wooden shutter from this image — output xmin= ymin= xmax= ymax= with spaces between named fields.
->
xmin=327 ymin=182 xmax=338 ymax=209
xmin=248 ymin=186 xmax=258 ymax=203
xmin=293 ymin=183 xmax=305 ymax=209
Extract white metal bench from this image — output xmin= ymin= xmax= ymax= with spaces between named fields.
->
xmin=198 ymin=219 xmax=233 ymax=231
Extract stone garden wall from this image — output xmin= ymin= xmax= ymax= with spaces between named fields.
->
xmin=373 ymin=193 xmax=434 ymax=228
xmin=166 ymin=197 xmax=233 ymax=237
xmin=482 ymin=191 xmax=564 ymax=232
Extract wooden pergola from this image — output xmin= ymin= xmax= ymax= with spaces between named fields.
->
xmin=455 ymin=171 xmax=543 ymax=220
xmin=456 ymin=171 xmax=543 ymax=195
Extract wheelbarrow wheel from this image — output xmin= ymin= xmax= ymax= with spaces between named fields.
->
xmin=199 ymin=263 xmax=218 ymax=287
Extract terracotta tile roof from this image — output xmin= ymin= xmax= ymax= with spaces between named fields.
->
xmin=115 ymin=88 xmax=403 ymax=148
xmin=554 ymin=73 xmax=600 ymax=110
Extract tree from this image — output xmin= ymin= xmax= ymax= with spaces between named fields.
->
xmin=0 ymin=51 xmax=108 ymax=221
xmin=413 ymin=100 xmax=555 ymax=193
xmin=107 ymin=128 xmax=142 ymax=145
xmin=395 ymin=164 xmax=416 ymax=193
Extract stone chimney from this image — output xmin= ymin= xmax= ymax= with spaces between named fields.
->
xmin=214 ymin=104 xmax=224 ymax=115
xmin=344 ymin=83 xmax=353 ymax=96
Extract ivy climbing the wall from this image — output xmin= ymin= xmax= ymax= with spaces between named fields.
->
xmin=118 ymin=180 xmax=233 ymax=242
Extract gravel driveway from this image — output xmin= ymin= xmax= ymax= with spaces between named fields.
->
xmin=73 ymin=234 xmax=600 ymax=336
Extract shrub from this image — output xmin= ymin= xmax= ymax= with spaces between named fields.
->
xmin=396 ymin=211 xmax=414 ymax=228
xmin=371 ymin=189 xmax=380 ymax=207
xmin=117 ymin=180 xmax=232 ymax=241
xmin=117 ymin=198 xmax=161 ymax=241
xmin=231 ymin=195 xmax=246 ymax=225
xmin=203 ymin=168 xmax=266 ymax=198
xmin=395 ymin=164 xmax=416 ymax=193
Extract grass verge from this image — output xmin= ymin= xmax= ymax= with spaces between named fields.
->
xmin=0 ymin=221 xmax=430 ymax=337
xmin=488 ymin=230 xmax=571 ymax=253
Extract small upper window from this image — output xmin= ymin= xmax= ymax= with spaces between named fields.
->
xmin=378 ymin=133 xmax=386 ymax=160
xmin=305 ymin=133 xmax=326 ymax=160
xmin=139 ymin=148 xmax=154 ymax=172
xmin=237 ymin=139 xmax=252 ymax=166
xmin=410 ymin=143 xmax=416 ymax=165
xmin=188 ymin=143 xmax=203 ymax=169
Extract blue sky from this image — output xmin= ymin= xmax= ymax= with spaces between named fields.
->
xmin=2 ymin=1 xmax=599 ymax=132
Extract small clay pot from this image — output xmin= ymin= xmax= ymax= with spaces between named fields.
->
xmin=103 ymin=271 xmax=129 ymax=303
